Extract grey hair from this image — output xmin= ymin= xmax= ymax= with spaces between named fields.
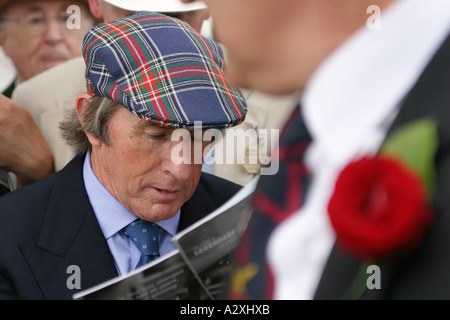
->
xmin=60 ymin=96 xmax=119 ymax=155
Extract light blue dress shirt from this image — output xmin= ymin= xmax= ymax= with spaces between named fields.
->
xmin=83 ymin=151 xmax=180 ymax=276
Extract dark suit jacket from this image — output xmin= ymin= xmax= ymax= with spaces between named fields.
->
xmin=0 ymin=154 xmax=241 ymax=300
xmin=314 ymin=32 xmax=450 ymax=299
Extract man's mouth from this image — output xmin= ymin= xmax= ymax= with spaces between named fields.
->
xmin=40 ymin=56 xmax=67 ymax=68
xmin=149 ymin=186 xmax=181 ymax=201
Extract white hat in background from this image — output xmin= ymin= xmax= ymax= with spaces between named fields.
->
xmin=102 ymin=0 xmax=207 ymax=12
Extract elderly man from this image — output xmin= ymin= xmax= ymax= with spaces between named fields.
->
xmin=0 ymin=11 xmax=247 ymax=300
xmin=183 ymin=0 xmax=450 ymax=299
xmin=0 ymin=0 xmax=93 ymax=89
xmin=0 ymin=0 xmax=94 ymax=195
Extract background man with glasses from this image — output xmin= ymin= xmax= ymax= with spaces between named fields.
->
xmin=0 ymin=0 xmax=93 ymax=89
xmin=0 ymin=0 xmax=94 ymax=196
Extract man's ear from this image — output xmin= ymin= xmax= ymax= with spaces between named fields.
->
xmin=75 ymin=92 xmax=91 ymax=125
xmin=76 ymin=92 xmax=102 ymax=147
xmin=202 ymin=8 xmax=212 ymax=21
xmin=88 ymin=0 xmax=104 ymax=20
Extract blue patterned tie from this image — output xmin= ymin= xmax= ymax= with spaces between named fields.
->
xmin=123 ymin=219 xmax=161 ymax=268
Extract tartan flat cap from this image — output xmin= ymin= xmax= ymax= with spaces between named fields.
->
xmin=82 ymin=11 xmax=247 ymax=128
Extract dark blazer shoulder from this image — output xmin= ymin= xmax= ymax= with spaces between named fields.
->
xmin=198 ymin=172 xmax=242 ymax=205
xmin=0 ymin=155 xmax=117 ymax=300
xmin=0 ymin=154 xmax=82 ymax=219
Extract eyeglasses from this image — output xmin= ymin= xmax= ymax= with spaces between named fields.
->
xmin=1 ymin=12 xmax=91 ymax=37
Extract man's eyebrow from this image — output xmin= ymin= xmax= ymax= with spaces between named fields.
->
xmin=25 ymin=7 xmax=46 ymax=14
xmin=25 ymin=4 xmax=72 ymax=14
xmin=142 ymin=122 xmax=175 ymax=132
xmin=59 ymin=3 xmax=77 ymax=12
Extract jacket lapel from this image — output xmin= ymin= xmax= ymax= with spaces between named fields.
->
xmin=314 ymin=32 xmax=450 ymax=300
xmin=20 ymin=155 xmax=118 ymax=300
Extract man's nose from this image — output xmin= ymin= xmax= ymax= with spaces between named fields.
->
xmin=42 ymin=18 xmax=65 ymax=43
xmin=162 ymin=142 xmax=192 ymax=181
xmin=162 ymin=139 xmax=204 ymax=180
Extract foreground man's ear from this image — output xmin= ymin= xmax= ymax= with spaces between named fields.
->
xmin=76 ymin=92 xmax=103 ymax=147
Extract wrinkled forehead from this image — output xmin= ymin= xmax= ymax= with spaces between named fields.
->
xmin=1 ymin=0 xmax=88 ymax=15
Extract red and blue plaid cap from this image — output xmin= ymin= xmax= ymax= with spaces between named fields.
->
xmin=82 ymin=11 xmax=247 ymax=129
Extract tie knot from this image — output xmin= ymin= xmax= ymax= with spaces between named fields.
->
xmin=123 ymin=219 xmax=160 ymax=259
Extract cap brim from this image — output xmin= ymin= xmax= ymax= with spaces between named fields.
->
xmin=102 ymin=0 xmax=207 ymax=13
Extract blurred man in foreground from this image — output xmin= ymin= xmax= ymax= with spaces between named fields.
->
xmin=182 ymin=0 xmax=450 ymax=299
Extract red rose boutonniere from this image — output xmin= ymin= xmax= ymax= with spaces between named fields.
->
xmin=328 ymin=119 xmax=438 ymax=260
xmin=328 ymin=155 xmax=434 ymax=260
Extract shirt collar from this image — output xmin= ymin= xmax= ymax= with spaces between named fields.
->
xmin=302 ymin=0 xmax=450 ymax=169
xmin=83 ymin=150 xmax=180 ymax=240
